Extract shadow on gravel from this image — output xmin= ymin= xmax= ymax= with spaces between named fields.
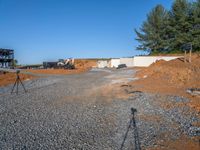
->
xmin=120 ymin=108 xmax=141 ymax=150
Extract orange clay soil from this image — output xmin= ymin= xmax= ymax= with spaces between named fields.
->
xmin=129 ymin=53 xmax=200 ymax=112
xmin=25 ymin=59 xmax=97 ymax=75
xmin=140 ymin=114 xmax=200 ymax=150
xmin=74 ymin=59 xmax=97 ymax=69
xmin=0 ymin=72 xmax=34 ymax=87
xmin=0 ymin=60 xmax=97 ymax=86
xmin=147 ymin=135 xmax=200 ymax=150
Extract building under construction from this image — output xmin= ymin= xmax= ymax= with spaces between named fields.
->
xmin=0 ymin=48 xmax=14 ymax=68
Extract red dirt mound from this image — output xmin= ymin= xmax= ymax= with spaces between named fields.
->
xmin=74 ymin=59 xmax=97 ymax=69
xmin=130 ymin=53 xmax=200 ymax=112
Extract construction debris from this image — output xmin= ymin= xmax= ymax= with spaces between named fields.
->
xmin=43 ymin=58 xmax=75 ymax=69
xmin=187 ymin=88 xmax=200 ymax=96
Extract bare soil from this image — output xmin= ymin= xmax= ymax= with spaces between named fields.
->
xmin=129 ymin=53 xmax=200 ymax=112
xmin=24 ymin=59 xmax=97 ymax=75
xmin=0 ymin=68 xmax=199 ymax=149
xmin=0 ymin=72 xmax=34 ymax=87
xmin=127 ymin=54 xmax=200 ymax=149
xmin=74 ymin=59 xmax=97 ymax=69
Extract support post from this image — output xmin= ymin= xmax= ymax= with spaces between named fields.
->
xmin=189 ymin=44 xmax=192 ymax=63
xmin=184 ymin=50 xmax=186 ymax=63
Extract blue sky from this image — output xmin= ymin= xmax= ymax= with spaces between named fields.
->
xmin=0 ymin=0 xmax=173 ymax=64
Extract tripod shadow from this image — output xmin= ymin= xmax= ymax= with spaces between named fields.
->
xmin=120 ymin=108 xmax=141 ymax=150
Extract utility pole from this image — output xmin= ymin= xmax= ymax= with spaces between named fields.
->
xmin=189 ymin=43 xmax=192 ymax=63
xmin=184 ymin=50 xmax=187 ymax=63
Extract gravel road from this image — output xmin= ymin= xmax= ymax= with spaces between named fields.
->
xmin=0 ymin=68 xmax=199 ymax=149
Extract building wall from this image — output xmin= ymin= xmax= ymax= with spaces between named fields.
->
xmin=110 ymin=59 xmax=120 ymax=67
xmin=96 ymin=56 xmax=182 ymax=68
xmin=97 ymin=60 xmax=110 ymax=68
xmin=133 ymin=56 xmax=182 ymax=67
xmin=120 ymin=58 xmax=134 ymax=67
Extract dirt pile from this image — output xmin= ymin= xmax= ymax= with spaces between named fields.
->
xmin=74 ymin=59 xmax=97 ymax=70
xmin=0 ymin=72 xmax=34 ymax=87
xmin=25 ymin=59 xmax=97 ymax=75
xmin=137 ymin=54 xmax=200 ymax=88
xmin=137 ymin=54 xmax=200 ymax=87
xmin=130 ymin=53 xmax=200 ymax=112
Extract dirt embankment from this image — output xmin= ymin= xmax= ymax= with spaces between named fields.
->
xmin=25 ymin=59 xmax=97 ymax=75
xmin=129 ymin=53 xmax=200 ymax=112
xmin=0 ymin=72 xmax=34 ymax=87
xmin=74 ymin=59 xmax=97 ymax=69
xmin=0 ymin=59 xmax=97 ymax=86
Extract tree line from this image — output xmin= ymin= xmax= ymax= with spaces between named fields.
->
xmin=135 ymin=0 xmax=200 ymax=54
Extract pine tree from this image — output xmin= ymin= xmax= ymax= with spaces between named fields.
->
xmin=135 ymin=5 xmax=169 ymax=54
xmin=191 ymin=0 xmax=200 ymax=51
xmin=168 ymin=0 xmax=192 ymax=53
xmin=135 ymin=0 xmax=200 ymax=54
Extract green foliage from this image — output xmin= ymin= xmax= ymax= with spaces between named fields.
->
xmin=13 ymin=59 xmax=18 ymax=67
xmin=135 ymin=5 xmax=169 ymax=53
xmin=169 ymin=0 xmax=192 ymax=50
xmin=192 ymin=0 xmax=200 ymax=51
xmin=135 ymin=0 xmax=200 ymax=54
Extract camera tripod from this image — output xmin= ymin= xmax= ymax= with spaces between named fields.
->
xmin=11 ymin=71 xmax=27 ymax=94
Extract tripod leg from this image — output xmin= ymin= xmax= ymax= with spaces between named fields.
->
xmin=11 ymin=79 xmax=17 ymax=94
xmin=16 ymin=79 xmax=19 ymax=94
xmin=19 ymin=78 xmax=27 ymax=93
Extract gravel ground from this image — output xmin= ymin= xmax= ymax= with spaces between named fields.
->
xmin=0 ymin=68 xmax=199 ymax=149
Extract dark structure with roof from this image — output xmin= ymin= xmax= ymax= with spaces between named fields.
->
xmin=0 ymin=48 xmax=14 ymax=68
xmin=43 ymin=61 xmax=58 ymax=69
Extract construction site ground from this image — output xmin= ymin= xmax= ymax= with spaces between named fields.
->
xmin=0 ymin=59 xmax=97 ymax=87
xmin=0 ymin=72 xmax=35 ymax=87
xmin=0 ymin=67 xmax=199 ymax=149
xmin=130 ymin=54 xmax=200 ymax=113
